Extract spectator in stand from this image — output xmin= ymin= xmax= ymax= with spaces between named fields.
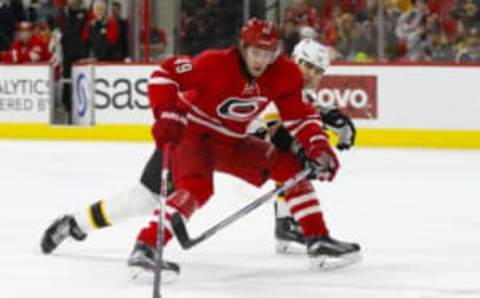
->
xmin=141 ymin=27 xmax=168 ymax=62
xmin=283 ymin=0 xmax=321 ymax=32
xmin=83 ymin=0 xmax=120 ymax=61
xmin=396 ymin=0 xmax=429 ymax=59
xmin=455 ymin=34 xmax=480 ymax=62
xmin=396 ymin=0 xmax=429 ymax=40
xmin=57 ymin=0 xmax=89 ymax=120
xmin=280 ymin=0 xmax=325 ymax=55
xmin=1 ymin=21 xmax=51 ymax=64
xmin=25 ymin=0 xmax=39 ymax=22
xmin=112 ymin=1 xmax=128 ymax=60
xmin=379 ymin=0 xmax=413 ymax=14
xmin=351 ymin=19 xmax=377 ymax=61
xmin=317 ymin=4 xmax=342 ymax=47
xmin=35 ymin=21 xmax=62 ymax=79
xmin=355 ymin=0 xmax=377 ymax=23
xmin=429 ymin=29 xmax=455 ymax=61
xmin=383 ymin=1 xmax=402 ymax=60
xmin=0 ymin=1 xmax=15 ymax=51
xmin=280 ymin=19 xmax=300 ymax=55
xmin=0 ymin=0 xmax=25 ymax=52
xmin=180 ymin=0 xmax=238 ymax=54
xmin=453 ymin=0 xmax=480 ymax=37
xmin=10 ymin=0 xmax=25 ymax=22
xmin=336 ymin=12 xmax=356 ymax=59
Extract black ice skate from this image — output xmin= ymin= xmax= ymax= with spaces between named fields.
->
xmin=40 ymin=215 xmax=87 ymax=254
xmin=307 ymin=235 xmax=362 ymax=269
xmin=128 ymin=241 xmax=180 ymax=283
xmin=275 ymin=216 xmax=308 ymax=254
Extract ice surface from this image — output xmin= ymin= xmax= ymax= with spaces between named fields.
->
xmin=1 ymin=140 xmax=479 ymax=298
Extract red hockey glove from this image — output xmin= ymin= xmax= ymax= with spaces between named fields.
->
xmin=304 ymin=134 xmax=340 ymax=182
xmin=152 ymin=111 xmax=187 ymax=149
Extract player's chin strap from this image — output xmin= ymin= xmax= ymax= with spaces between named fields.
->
xmin=171 ymin=167 xmax=321 ymax=250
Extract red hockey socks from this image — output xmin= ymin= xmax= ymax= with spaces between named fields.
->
xmin=136 ymin=189 xmax=199 ymax=248
xmin=284 ymin=179 xmax=329 ymax=237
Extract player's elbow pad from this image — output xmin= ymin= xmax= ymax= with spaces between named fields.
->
xmin=147 ymin=83 xmax=178 ymax=120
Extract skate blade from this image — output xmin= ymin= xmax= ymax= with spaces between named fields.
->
xmin=310 ymin=252 xmax=362 ymax=270
xmin=129 ymin=266 xmax=179 ymax=284
xmin=275 ymin=240 xmax=307 ymax=255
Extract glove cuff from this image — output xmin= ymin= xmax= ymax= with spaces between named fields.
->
xmin=160 ymin=111 xmax=187 ymax=126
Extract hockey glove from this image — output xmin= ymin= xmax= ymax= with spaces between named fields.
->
xmin=303 ymin=134 xmax=339 ymax=182
xmin=152 ymin=111 xmax=187 ymax=149
xmin=321 ymin=108 xmax=356 ymax=150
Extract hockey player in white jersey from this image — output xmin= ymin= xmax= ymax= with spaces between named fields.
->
xmin=252 ymin=39 xmax=360 ymax=264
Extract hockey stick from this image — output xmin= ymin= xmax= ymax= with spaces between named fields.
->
xmin=171 ymin=167 xmax=312 ymax=250
xmin=152 ymin=144 xmax=172 ymax=298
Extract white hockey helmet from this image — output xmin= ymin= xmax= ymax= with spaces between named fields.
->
xmin=292 ymin=38 xmax=330 ymax=72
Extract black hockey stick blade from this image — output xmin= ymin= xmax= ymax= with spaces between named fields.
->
xmin=170 ymin=213 xmax=195 ymax=249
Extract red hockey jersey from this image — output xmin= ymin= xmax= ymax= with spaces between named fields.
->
xmin=148 ymin=48 xmax=325 ymax=146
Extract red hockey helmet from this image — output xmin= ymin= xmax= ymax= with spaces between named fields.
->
xmin=240 ymin=18 xmax=278 ymax=51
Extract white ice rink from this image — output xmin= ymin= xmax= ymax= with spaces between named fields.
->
xmin=1 ymin=140 xmax=479 ymax=298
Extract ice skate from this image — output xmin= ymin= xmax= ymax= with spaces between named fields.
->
xmin=307 ymin=235 xmax=362 ymax=269
xmin=40 ymin=215 xmax=87 ymax=254
xmin=275 ymin=216 xmax=308 ymax=254
xmin=128 ymin=241 xmax=180 ymax=283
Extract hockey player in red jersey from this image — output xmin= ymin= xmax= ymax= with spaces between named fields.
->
xmin=1 ymin=22 xmax=51 ymax=64
xmin=39 ymin=19 xmax=359 ymax=280
xmin=129 ymin=18 xmax=359 ymax=276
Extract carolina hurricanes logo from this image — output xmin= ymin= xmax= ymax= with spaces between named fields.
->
xmin=217 ymin=96 xmax=268 ymax=122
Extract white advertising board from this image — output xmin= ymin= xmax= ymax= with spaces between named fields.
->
xmin=0 ymin=64 xmax=52 ymax=123
xmin=71 ymin=63 xmax=480 ymax=131
xmin=326 ymin=65 xmax=480 ymax=130
xmin=93 ymin=64 xmax=155 ymax=124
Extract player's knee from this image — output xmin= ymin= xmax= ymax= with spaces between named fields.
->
xmin=128 ymin=183 xmax=158 ymax=214
xmin=270 ymin=151 xmax=302 ymax=183
xmin=176 ymin=177 xmax=213 ymax=207
xmin=101 ymin=183 xmax=157 ymax=223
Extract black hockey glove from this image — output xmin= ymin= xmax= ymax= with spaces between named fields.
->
xmin=321 ymin=108 xmax=356 ymax=150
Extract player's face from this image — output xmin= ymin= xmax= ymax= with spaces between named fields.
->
xmin=243 ymin=47 xmax=274 ymax=78
xmin=297 ymin=60 xmax=325 ymax=89
xmin=18 ymin=30 xmax=32 ymax=44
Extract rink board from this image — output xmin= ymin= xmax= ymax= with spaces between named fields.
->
xmin=1 ymin=123 xmax=479 ymax=149
xmin=1 ymin=63 xmax=479 ymax=149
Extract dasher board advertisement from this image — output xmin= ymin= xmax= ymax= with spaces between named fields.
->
xmin=0 ymin=64 xmax=52 ymax=123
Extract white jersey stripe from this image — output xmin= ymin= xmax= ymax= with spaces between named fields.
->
xmin=286 ymin=192 xmax=318 ymax=210
xmin=292 ymin=205 xmax=322 ymax=222
xmin=178 ymin=94 xmax=223 ymax=125
xmin=187 ymin=113 xmax=246 ymax=139
xmin=148 ymin=77 xmax=180 ymax=89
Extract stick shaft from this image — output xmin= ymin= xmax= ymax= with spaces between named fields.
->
xmin=174 ymin=168 xmax=312 ymax=249
xmin=153 ymin=144 xmax=171 ymax=298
